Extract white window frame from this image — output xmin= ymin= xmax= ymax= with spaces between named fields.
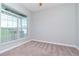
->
xmin=0 ymin=4 xmax=27 ymax=44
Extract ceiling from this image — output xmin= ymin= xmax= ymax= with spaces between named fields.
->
xmin=20 ymin=3 xmax=62 ymax=12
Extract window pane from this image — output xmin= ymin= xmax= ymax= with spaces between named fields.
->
xmin=1 ymin=12 xmax=18 ymax=42
xmin=7 ymin=14 xmax=17 ymax=41
xmin=19 ymin=17 xmax=27 ymax=38
xmin=22 ymin=18 xmax=27 ymax=35
xmin=1 ymin=12 xmax=8 ymax=42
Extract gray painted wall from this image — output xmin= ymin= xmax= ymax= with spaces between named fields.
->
xmin=31 ymin=4 xmax=77 ymax=46
xmin=76 ymin=4 xmax=79 ymax=47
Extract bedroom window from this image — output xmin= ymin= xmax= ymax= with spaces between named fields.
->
xmin=0 ymin=4 xmax=27 ymax=43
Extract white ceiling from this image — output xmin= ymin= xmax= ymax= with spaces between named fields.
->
xmin=20 ymin=3 xmax=62 ymax=12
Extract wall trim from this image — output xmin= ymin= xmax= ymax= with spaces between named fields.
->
xmin=31 ymin=39 xmax=79 ymax=50
xmin=0 ymin=39 xmax=32 ymax=54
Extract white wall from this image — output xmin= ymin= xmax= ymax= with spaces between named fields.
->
xmin=76 ymin=4 xmax=79 ymax=47
xmin=31 ymin=4 xmax=77 ymax=45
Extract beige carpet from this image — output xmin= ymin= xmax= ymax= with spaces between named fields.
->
xmin=0 ymin=41 xmax=79 ymax=56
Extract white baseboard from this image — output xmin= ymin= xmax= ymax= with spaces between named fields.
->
xmin=31 ymin=39 xmax=79 ymax=50
xmin=0 ymin=39 xmax=32 ymax=54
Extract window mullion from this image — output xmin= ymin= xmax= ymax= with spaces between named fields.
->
xmin=17 ymin=18 xmax=20 ymax=39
